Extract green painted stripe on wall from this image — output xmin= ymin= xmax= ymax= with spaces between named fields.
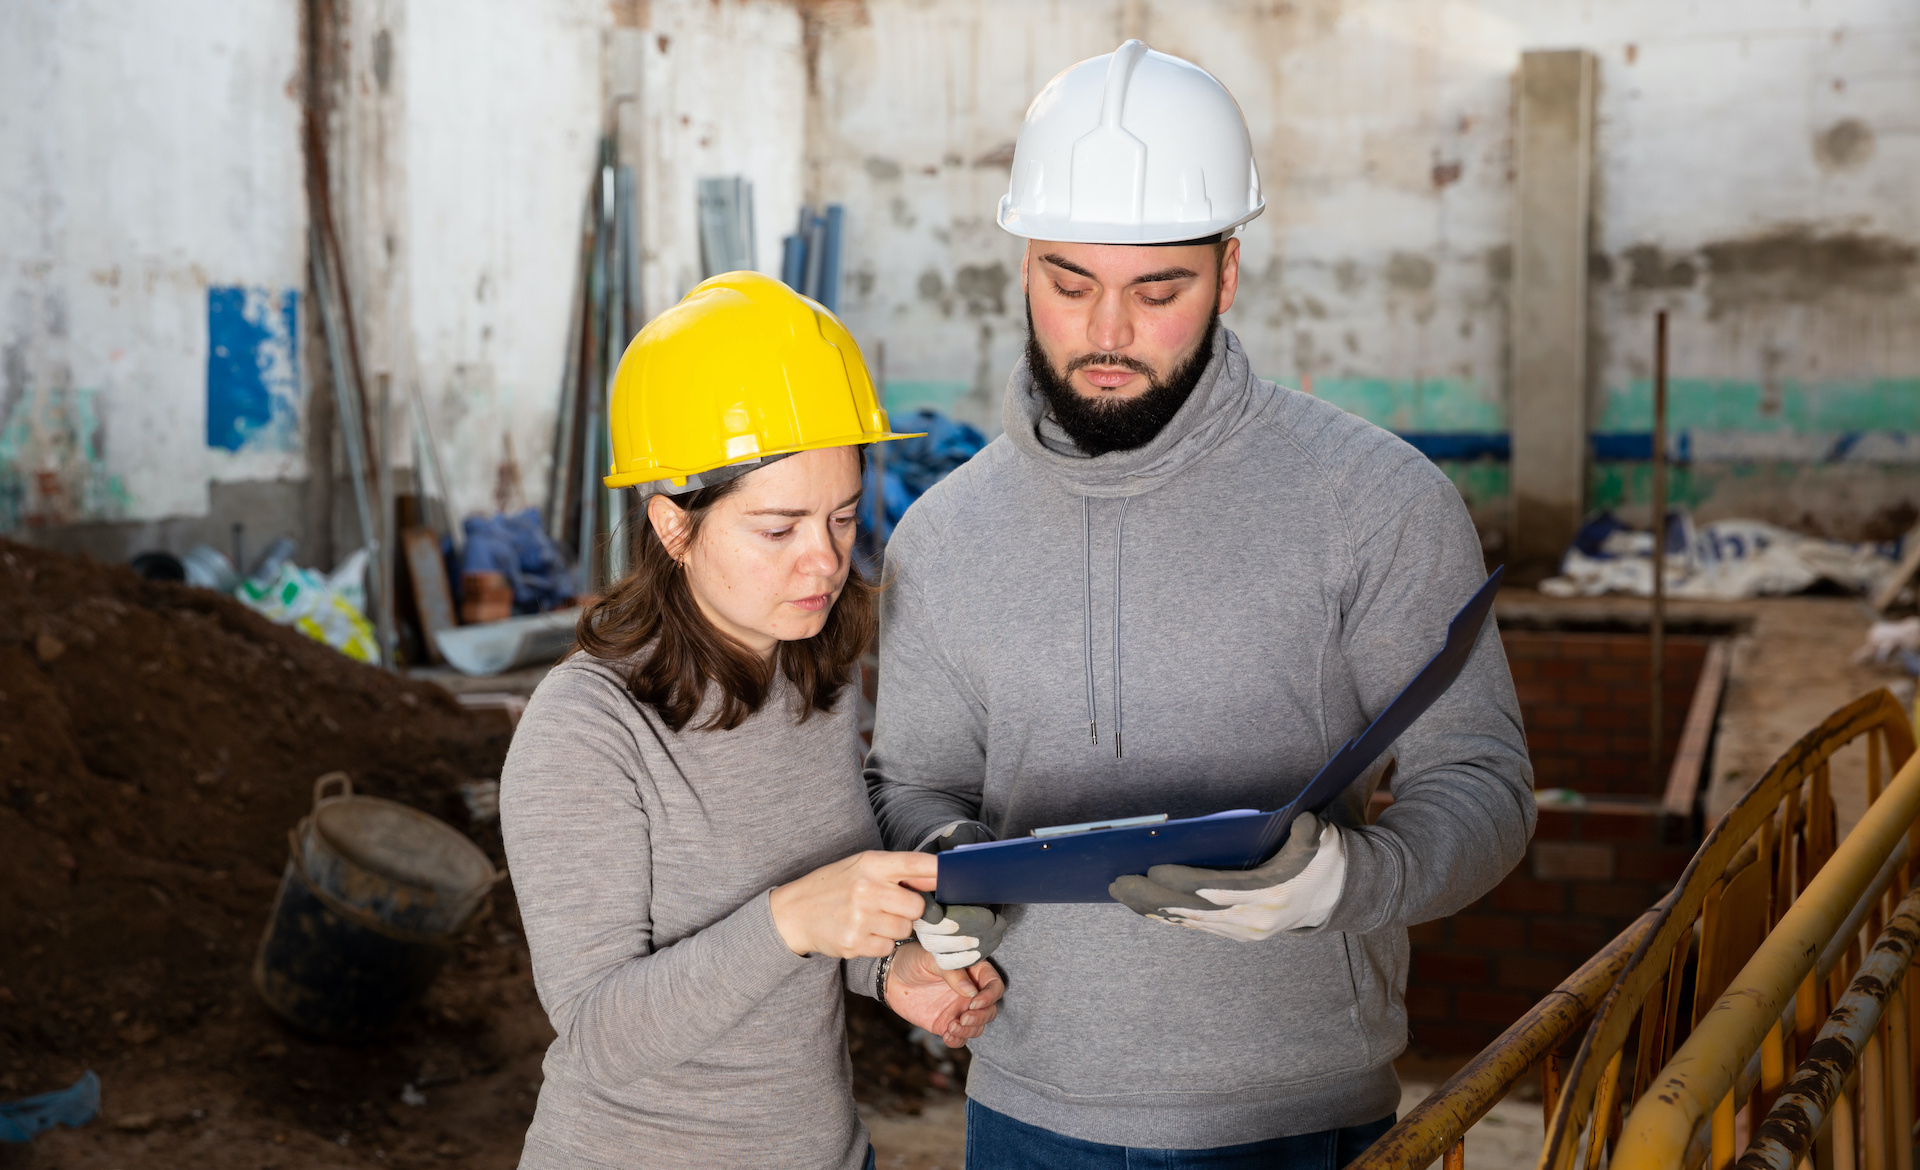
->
xmin=882 ymin=380 xmax=972 ymax=414
xmin=1308 ymin=377 xmax=1504 ymax=433
xmin=1597 ymin=379 xmax=1920 ymax=433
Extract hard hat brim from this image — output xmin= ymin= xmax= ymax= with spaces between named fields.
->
xmin=997 ymin=198 xmax=1265 ymax=245
xmin=604 ymin=430 xmax=928 ymax=491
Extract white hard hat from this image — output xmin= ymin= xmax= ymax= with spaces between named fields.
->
xmin=997 ymin=40 xmax=1264 ymax=245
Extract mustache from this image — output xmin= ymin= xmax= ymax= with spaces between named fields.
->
xmin=1063 ymin=351 xmax=1158 ymax=379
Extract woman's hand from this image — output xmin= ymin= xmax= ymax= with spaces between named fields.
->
xmin=885 ymin=942 xmax=1004 ymax=1047
xmin=769 ymin=850 xmax=935 ymax=959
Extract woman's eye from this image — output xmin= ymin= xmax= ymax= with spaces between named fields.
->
xmin=832 ymin=512 xmax=857 ymax=527
xmin=762 ymin=527 xmax=794 ymax=541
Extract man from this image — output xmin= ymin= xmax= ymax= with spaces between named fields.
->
xmin=866 ymin=40 xmax=1534 ymax=1169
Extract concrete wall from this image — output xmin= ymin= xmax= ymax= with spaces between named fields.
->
xmin=8 ymin=0 xmax=1919 ymax=559
xmin=1 ymin=0 xmax=306 ymax=535
xmin=809 ymin=0 xmax=1920 ymax=542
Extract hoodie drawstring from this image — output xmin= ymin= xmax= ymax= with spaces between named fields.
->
xmin=1080 ymin=496 xmax=1129 ymax=760
xmin=1082 ymin=497 xmax=1097 ymax=746
xmin=1112 ymin=497 xmax=1128 ymax=760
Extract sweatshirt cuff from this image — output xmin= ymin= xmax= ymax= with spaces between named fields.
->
xmin=844 ymin=954 xmax=884 ymax=1000
xmin=711 ymin=889 xmax=814 ymax=995
xmin=1320 ymin=826 xmax=1401 ymax=934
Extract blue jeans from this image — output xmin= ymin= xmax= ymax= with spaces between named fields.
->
xmin=964 ymin=1101 xmax=1395 ymax=1169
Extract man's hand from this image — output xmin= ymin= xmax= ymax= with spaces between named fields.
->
xmin=913 ymin=893 xmax=1009 ymax=970
xmin=1108 ymin=813 xmax=1347 ymax=941
xmin=884 ymin=942 xmax=1004 ymax=1047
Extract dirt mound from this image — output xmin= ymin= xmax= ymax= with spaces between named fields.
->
xmin=0 ymin=538 xmax=949 ymax=1166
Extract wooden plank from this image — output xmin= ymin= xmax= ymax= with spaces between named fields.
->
xmin=401 ymin=526 xmax=456 ymax=666
xmin=1664 ymin=639 xmax=1731 ymax=816
xmin=1870 ymin=525 xmax=1920 ymax=613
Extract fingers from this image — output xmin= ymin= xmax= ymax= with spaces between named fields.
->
xmin=963 ymin=961 xmax=1004 ymax=1010
xmin=857 ymin=850 xmax=938 ymax=884
xmin=1109 ymin=873 xmax=1215 ymax=916
xmin=932 ymin=962 xmax=980 ymax=1000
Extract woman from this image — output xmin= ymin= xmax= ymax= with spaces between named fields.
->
xmin=502 ymin=273 xmax=1002 ymax=1169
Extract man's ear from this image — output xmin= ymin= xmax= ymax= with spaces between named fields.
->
xmin=1217 ymin=237 xmax=1242 ymax=316
xmin=647 ymin=494 xmax=691 ymax=560
xmin=1021 ymin=242 xmax=1032 ymax=296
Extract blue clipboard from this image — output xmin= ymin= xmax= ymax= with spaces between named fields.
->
xmin=934 ymin=566 xmax=1504 ymax=904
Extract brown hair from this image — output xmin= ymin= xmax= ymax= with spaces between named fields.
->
xmin=575 ymin=475 xmax=875 ymax=733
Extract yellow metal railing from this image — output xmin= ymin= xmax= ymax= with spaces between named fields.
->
xmin=1613 ymin=735 xmax=1920 ymax=1165
xmin=1351 ymin=689 xmax=1918 ymax=1170
xmin=1346 ymin=910 xmax=1660 ymax=1170
xmin=1542 ymin=690 xmax=1914 ymax=1170
xmin=1740 ymin=882 xmax=1920 ymax=1170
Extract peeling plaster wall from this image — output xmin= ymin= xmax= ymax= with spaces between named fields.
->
xmin=400 ymin=0 xmax=606 ymax=522
xmin=808 ymin=0 xmax=1526 ymax=439
xmin=613 ymin=3 xmax=808 ymax=325
xmin=11 ymin=0 xmax=1920 ymax=549
xmin=804 ymin=0 xmax=1920 ymax=537
xmin=0 ymin=0 xmax=305 ymax=531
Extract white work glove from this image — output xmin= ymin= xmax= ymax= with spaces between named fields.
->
xmin=1108 ymin=813 xmax=1348 ymax=942
xmin=913 ymin=893 xmax=1009 ymax=970
xmin=909 ymin=819 xmax=1008 ymax=970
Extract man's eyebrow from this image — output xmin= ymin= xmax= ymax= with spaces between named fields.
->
xmin=1040 ymin=253 xmax=1096 ymax=279
xmin=1039 ymin=254 xmax=1199 ymax=285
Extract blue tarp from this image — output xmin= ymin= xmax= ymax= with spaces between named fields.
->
xmin=0 ymin=1070 xmax=99 ymax=1144
xmin=860 ymin=410 xmax=987 ymax=543
xmin=460 ymin=509 xmax=577 ymax=613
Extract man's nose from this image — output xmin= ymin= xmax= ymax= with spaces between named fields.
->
xmin=1087 ymin=288 xmax=1134 ymax=353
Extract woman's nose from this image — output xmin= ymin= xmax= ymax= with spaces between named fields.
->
xmin=793 ymin=521 xmax=843 ymax=577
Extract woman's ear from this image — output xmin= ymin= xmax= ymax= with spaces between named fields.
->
xmin=647 ymin=494 xmax=691 ymax=561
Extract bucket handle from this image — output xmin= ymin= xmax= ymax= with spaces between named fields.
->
xmin=313 ymin=771 xmax=353 ymax=810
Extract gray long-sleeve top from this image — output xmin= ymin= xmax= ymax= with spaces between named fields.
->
xmin=502 ymin=653 xmax=882 ymax=1169
xmin=864 ymin=326 xmax=1535 ymax=1149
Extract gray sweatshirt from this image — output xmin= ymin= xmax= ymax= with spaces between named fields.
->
xmin=865 ymin=325 xmax=1534 ymax=1149
xmin=502 ymin=653 xmax=882 ymax=1169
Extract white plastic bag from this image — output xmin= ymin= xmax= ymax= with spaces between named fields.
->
xmin=236 ymin=562 xmax=380 ymax=663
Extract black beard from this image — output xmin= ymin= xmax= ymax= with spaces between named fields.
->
xmin=1024 ymin=306 xmax=1218 ymax=458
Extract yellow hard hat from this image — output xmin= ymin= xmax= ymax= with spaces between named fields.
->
xmin=604 ymin=271 xmax=923 ymax=491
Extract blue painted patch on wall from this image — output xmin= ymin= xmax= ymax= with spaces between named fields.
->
xmin=207 ymin=287 xmax=300 ymax=453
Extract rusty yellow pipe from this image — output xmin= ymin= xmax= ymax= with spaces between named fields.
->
xmin=1347 ymin=912 xmax=1657 ymax=1170
xmin=1614 ymin=749 xmax=1920 ymax=1166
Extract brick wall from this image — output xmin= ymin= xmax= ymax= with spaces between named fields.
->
xmin=1403 ymin=802 xmax=1695 ymax=1054
xmin=1504 ymin=631 xmax=1710 ymax=798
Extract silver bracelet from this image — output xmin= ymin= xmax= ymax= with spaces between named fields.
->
xmin=875 ymin=945 xmax=899 ymax=1001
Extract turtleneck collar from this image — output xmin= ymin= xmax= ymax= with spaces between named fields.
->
xmin=1002 ymin=324 xmax=1262 ymax=498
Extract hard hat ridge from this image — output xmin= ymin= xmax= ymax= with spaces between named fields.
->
xmin=998 ymin=39 xmax=1264 ymax=245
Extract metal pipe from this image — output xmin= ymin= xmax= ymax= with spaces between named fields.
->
xmin=1615 ymin=748 xmax=1920 ymax=1165
xmin=547 ymin=200 xmax=593 ymax=547
xmin=603 ymin=148 xmax=628 ymax=581
xmin=310 ymin=226 xmax=378 ymax=612
xmin=1651 ymin=309 xmax=1669 ymax=787
xmin=1346 ymin=909 xmax=1660 ymax=1170
xmin=1738 ymin=883 xmax=1920 ymax=1170
xmin=373 ymin=372 xmax=397 ymax=670
xmin=1681 ymin=837 xmax=1917 ymax=1165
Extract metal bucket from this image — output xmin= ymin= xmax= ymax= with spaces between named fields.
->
xmin=300 ymin=773 xmax=501 ymax=935
xmin=252 ymin=773 xmax=503 ymax=1041
xmin=253 ymin=837 xmax=458 ymax=1040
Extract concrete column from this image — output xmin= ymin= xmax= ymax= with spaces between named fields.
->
xmin=1509 ymin=49 xmax=1596 ymax=578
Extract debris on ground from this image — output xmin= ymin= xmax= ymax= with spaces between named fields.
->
xmin=1540 ymin=511 xmax=1898 ymax=600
